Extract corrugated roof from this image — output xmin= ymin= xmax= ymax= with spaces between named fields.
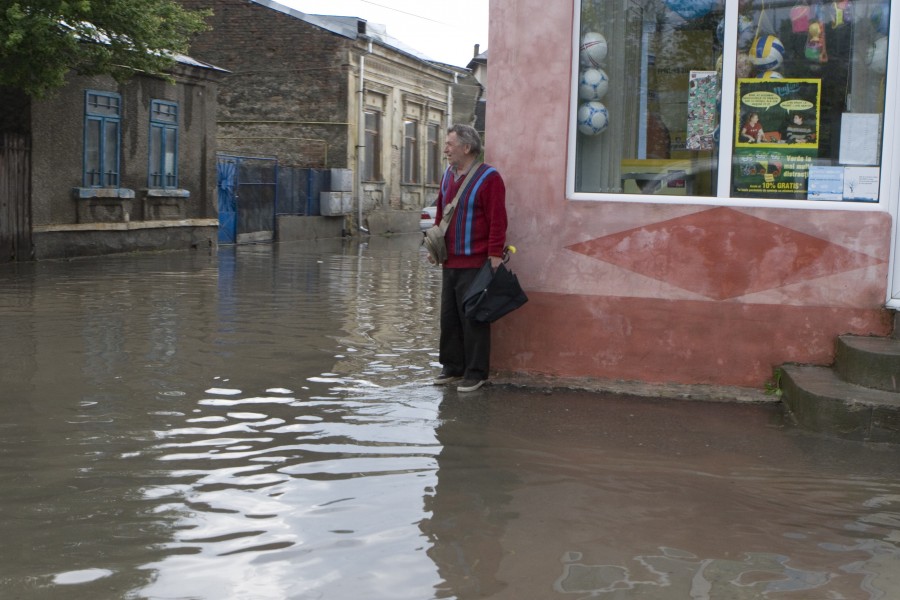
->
xmin=250 ymin=0 xmax=451 ymax=69
xmin=251 ymin=0 xmax=362 ymax=38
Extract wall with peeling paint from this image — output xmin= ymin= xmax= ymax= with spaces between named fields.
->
xmin=486 ymin=0 xmax=893 ymax=388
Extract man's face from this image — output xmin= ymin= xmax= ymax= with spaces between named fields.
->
xmin=444 ymin=132 xmax=470 ymax=169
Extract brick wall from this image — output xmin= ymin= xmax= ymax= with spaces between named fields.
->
xmin=180 ymin=0 xmax=352 ymax=167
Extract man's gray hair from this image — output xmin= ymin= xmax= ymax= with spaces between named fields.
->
xmin=448 ymin=124 xmax=482 ymax=156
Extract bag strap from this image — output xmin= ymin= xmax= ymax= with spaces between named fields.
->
xmin=439 ymin=161 xmax=483 ymax=235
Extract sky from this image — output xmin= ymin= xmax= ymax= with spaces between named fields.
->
xmin=280 ymin=0 xmax=490 ymax=67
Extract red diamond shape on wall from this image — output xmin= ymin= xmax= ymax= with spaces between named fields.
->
xmin=566 ymin=207 xmax=884 ymax=300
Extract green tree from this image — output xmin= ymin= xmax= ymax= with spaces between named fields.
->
xmin=1 ymin=0 xmax=211 ymax=98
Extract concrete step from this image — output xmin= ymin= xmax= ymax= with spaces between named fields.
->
xmin=835 ymin=335 xmax=900 ymax=392
xmin=780 ymin=364 xmax=900 ymax=443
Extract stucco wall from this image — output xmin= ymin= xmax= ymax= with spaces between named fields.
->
xmin=30 ymin=70 xmax=219 ymax=227
xmin=487 ymin=0 xmax=892 ymax=388
xmin=29 ymin=75 xmax=89 ymax=226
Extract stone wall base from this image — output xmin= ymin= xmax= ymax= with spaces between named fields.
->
xmin=32 ymin=221 xmax=218 ymax=259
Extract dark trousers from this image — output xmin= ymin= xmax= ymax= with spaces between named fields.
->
xmin=440 ymin=267 xmax=491 ymax=381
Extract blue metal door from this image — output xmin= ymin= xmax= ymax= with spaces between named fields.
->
xmin=217 ymin=157 xmax=237 ymax=244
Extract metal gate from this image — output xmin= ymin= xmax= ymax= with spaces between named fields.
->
xmin=0 ymin=133 xmax=32 ymax=262
xmin=216 ymin=154 xmax=278 ymax=245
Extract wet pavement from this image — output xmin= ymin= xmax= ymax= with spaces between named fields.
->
xmin=1 ymin=235 xmax=899 ymax=600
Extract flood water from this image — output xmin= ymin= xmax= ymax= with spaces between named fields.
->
xmin=1 ymin=235 xmax=899 ymax=600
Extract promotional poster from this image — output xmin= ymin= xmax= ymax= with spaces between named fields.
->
xmin=686 ymin=70 xmax=719 ymax=151
xmin=732 ymin=78 xmax=821 ymax=199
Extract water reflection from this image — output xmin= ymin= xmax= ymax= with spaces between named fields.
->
xmin=424 ymin=390 xmax=900 ymax=600
xmin=0 ymin=237 xmax=898 ymax=599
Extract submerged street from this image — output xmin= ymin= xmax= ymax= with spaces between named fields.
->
xmin=1 ymin=235 xmax=899 ymax=600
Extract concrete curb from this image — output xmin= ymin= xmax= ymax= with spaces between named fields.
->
xmin=491 ymin=373 xmax=775 ymax=404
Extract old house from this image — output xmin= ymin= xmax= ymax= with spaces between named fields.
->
xmin=0 ymin=56 xmax=225 ymax=261
xmin=177 ymin=0 xmax=480 ymax=238
xmin=487 ymin=0 xmax=898 ymax=394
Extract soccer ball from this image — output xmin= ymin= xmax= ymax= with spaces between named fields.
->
xmin=580 ymin=32 xmax=607 ymax=68
xmin=757 ymin=70 xmax=783 ymax=79
xmin=577 ymin=101 xmax=609 ymax=136
xmin=578 ymin=68 xmax=609 ymax=101
xmin=749 ymin=35 xmax=784 ymax=72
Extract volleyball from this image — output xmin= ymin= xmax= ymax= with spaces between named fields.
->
xmin=749 ymin=35 xmax=784 ymax=72
xmin=577 ymin=101 xmax=609 ymax=136
xmin=578 ymin=68 xmax=609 ymax=101
xmin=580 ymin=32 xmax=607 ymax=68
xmin=757 ymin=70 xmax=783 ymax=79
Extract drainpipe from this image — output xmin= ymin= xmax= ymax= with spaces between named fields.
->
xmin=356 ymin=40 xmax=372 ymax=235
xmin=447 ymin=74 xmax=455 ymax=127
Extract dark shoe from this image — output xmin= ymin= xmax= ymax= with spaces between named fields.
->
xmin=457 ymin=379 xmax=487 ymax=392
xmin=433 ymin=370 xmax=463 ymax=385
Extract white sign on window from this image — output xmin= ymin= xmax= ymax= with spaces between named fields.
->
xmin=842 ymin=166 xmax=880 ymax=202
xmin=839 ymin=113 xmax=881 ymax=166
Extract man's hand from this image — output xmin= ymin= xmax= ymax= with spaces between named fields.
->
xmin=489 ymin=255 xmax=502 ymax=270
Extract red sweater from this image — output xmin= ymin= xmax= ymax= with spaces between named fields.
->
xmin=435 ymin=163 xmax=507 ymax=269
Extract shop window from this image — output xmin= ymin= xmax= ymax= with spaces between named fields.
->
xmin=426 ymin=122 xmax=442 ymax=184
xmin=149 ymin=100 xmax=179 ymax=189
xmin=83 ymin=91 xmax=121 ymax=188
xmin=570 ymin=0 xmax=891 ymax=205
xmin=364 ymin=109 xmax=382 ymax=181
xmin=403 ymin=120 xmax=420 ymax=183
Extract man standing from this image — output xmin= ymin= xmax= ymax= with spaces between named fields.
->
xmin=432 ymin=124 xmax=507 ymax=392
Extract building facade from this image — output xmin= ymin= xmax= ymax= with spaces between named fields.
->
xmin=178 ymin=0 xmax=480 ymax=227
xmin=1 ymin=58 xmax=225 ymax=261
xmin=488 ymin=0 xmax=898 ymax=389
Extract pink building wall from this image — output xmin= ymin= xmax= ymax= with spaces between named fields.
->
xmin=487 ymin=0 xmax=893 ymax=388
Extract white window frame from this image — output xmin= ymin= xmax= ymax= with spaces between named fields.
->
xmin=565 ymin=0 xmax=899 ymax=213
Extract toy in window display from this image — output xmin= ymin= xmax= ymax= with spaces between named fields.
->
xmin=579 ymin=32 xmax=607 ymax=68
xmin=869 ymin=1 xmax=889 ymax=35
xmin=805 ymin=20 xmax=828 ymax=63
xmin=757 ymin=70 xmax=784 ymax=79
xmin=827 ymin=0 xmax=853 ymax=28
xmin=790 ymin=1 xmax=811 ymax=33
xmin=577 ymin=101 xmax=609 ymax=136
xmin=749 ymin=35 xmax=785 ymax=72
xmin=717 ymin=53 xmax=753 ymax=78
xmin=663 ymin=0 xmax=716 ymax=21
xmin=578 ymin=68 xmax=609 ymax=101
xmin=866 ymin=36 xmax=888 ymax=75
xmin=717 ymin=15 xmax=755 ymax=49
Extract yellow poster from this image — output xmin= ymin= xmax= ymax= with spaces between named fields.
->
xmin=732 ymin=78 xmax=822 ymax=199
